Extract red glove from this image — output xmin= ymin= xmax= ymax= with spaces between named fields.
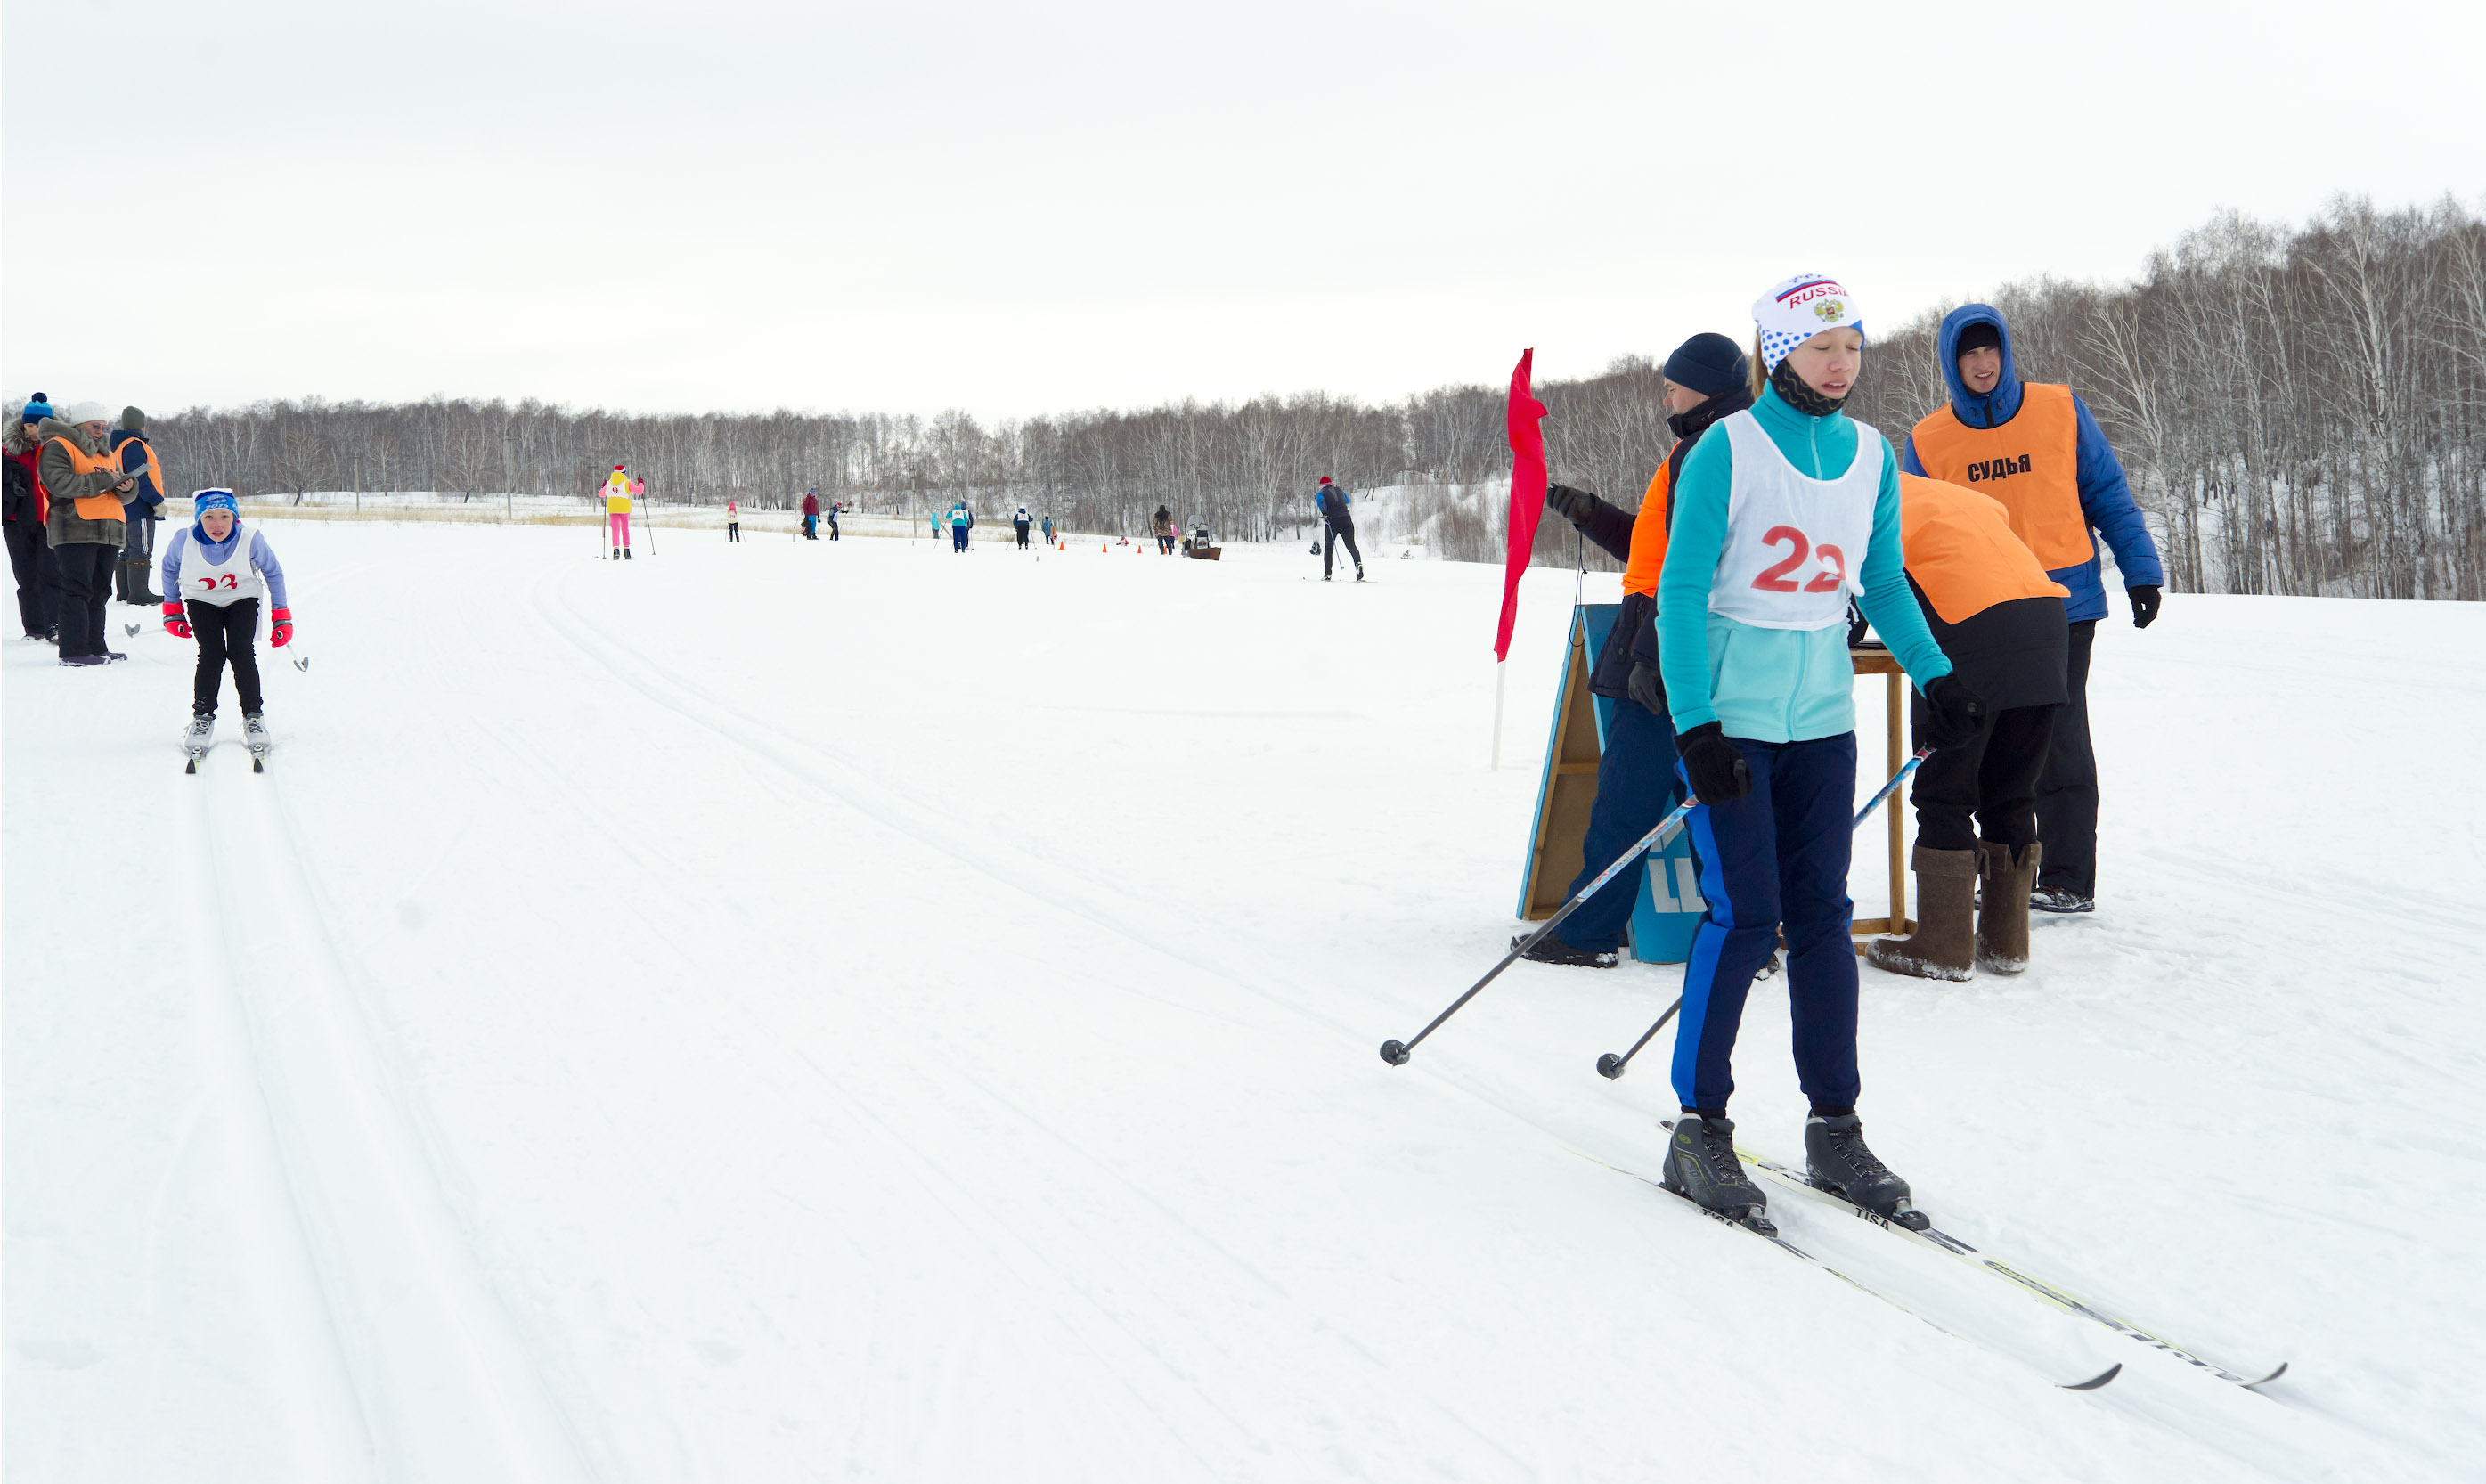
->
xmin=162 ymin=601 xmax=191 ymax=639
xmin=269 ymin=607 xmax=294 ymax=648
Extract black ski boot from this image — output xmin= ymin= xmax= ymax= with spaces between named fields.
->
xmin=1509 ymin=931 xmax=1618 ymax=968
xmin=1665 ymin=1116 xmax=1773 ymax=1234
xmin=1805 ymin=1113 xmax=1928 ymax=1230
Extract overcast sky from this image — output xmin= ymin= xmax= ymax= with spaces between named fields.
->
xmin=6 ymin=0 xmax=2481 ymax=423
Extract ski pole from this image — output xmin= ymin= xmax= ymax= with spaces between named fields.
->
xmin=1593 ymin=746 xmax=1936 ymax=1080
xmin=1380 ymin=795 xmax=1699 ymax=1066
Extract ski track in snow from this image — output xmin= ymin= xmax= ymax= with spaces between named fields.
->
xmin=9 ymin=523 xmax=2482 ymax=1481
xmin=182 ymin=665 xmax=599 ymax=1479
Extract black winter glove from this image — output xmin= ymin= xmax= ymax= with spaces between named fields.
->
xmin=1626 ymin=659 xmax=1667 ymax=718
xmin=1917 ymin=673 xmax=1988 ymax=752
xmin=1675 ymin=722 xmax=1751 ymax=803
xmin=2128 ymin=583 xmax=2162 ymax=629
xmin=1545 ymin=483 xmax=1593 ymax=522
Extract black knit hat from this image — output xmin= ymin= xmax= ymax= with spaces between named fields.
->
xmin=1663 ymin=333 xmax=1748 ymax=399
xmin=1955 ymin=321 xmax=2002 ymax=356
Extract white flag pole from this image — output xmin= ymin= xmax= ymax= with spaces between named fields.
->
xmin=1491 ymin=659 xmax=1507 ymax=770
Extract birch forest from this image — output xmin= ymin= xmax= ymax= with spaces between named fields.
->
xmin=140 ymin=196 xmax=2483 ymax=599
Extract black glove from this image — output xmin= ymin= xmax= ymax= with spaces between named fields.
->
xmin=1918 ymin=673 xmax=1987 ymax=752
xmin=1845 ymin=599 xmax=1882 ymax=650
xmin=1626 ymin=659 xmax=1667 ymax=718
xmin=1675 ymin=721 xmax=1751 ymax=803
xmin=2128 ymin=583 xmax=2161 ymax=629
xmin=1545 ymin=483 xmax=1593 ymax=522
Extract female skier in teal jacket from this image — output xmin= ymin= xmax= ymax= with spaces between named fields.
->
xmin=1651 ymin=273 xmax=1985 ymax=1235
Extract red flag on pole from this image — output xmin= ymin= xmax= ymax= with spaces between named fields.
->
xmin=1495 ymin=348 xmax=1548 ymax=662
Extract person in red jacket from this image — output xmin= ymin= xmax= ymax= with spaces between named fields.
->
xmin=4 ymin=396 xmax=58 ymax=640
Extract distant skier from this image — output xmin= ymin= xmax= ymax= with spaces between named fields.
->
xmin=1040 ymin=514 xmax=1055 ymax=545
xmin=726 ymin=500 xmax=741 ymax=542
xmin=160 ymin=489 xmax=291 ymax=764
xmin=1315 ymin=477 xmax=1362 ymax=581
xmin=826 ymin=500 xmax=840 ymax=540
xmin=1015 ymin=503 xmax=1033 ymax=549
xmin=802 ymin=489 xmax=820 ymax=540
xmin=1652 ymin=274 xmax=1983 ymax=1234
xmin=1152 ymin=504 xmax=1176 ymax=555
xmin=948 ymin=501 xmax=973 ymax=552
xmin=1901 ymin=306 xmax=2164 ymax=916
xmin=603 ymin=465 xmax=633 ymax=559
xmin=929 ymin=510 xmax=942 ymax=541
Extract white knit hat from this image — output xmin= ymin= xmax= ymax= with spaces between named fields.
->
xmin=1751 ymin=274 xmax=1864 ymax=371
xmin=58 ymin=399 xmax=114 ymax=424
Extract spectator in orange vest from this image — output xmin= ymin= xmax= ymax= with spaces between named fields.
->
xmin=38 ymin=401 xmax=136 ymax=665
xmin=1862 ymin=475 xmax=2070 ymax=981
xmin=1901 ymin=306 xmax=2164 ymax=915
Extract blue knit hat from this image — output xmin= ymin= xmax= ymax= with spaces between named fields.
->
xmin=20 ymin=397 xmax=53 ymax=425
xmin=192 ymin=489 xmax=239 ymax=515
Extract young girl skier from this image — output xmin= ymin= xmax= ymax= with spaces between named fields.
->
xmin=1652 ymin=274 xmax=1985 ymax=1233
xmin=726 ymin=500 xmax=741 ymax=542
xmin=160 ymin=489 xmax=292 ymax=766
xmin=604 ymin=465 xmax=633 ymax=559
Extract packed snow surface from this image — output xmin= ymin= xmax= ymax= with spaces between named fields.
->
xmin=6 ymin=520 xmax=2482 ymax=1481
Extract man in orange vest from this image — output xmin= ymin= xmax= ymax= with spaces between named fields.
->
xmin=38 ymin=401 xmax=137 ymax=665
xmin=1520 ymin=333 xmax=1750 ymax=967
xmin=1901 ymin=306 xmax=2164 ymax=915
xmin=1864 ymin=475 xmax=2069 ymax=980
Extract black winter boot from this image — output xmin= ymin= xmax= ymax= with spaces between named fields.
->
xmin=1509 ymin=931 xmax=1618 ymax=968
xmin=1665 ymin=1116 xmax=1772 ymax=1232
xmin=1805 ymin=1114 xmax=1927 ymax=1229
xmin=131 ymin=560 xmax=162 ymax=604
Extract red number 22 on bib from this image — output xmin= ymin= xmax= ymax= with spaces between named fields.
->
xmin=1750 ymin=526 xmax=1846 ymax=593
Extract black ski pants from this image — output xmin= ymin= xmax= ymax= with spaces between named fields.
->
xmin=4 ymin=519 xmax=53 ymax=634
xmin=2037 ymin=620 xmax=2099 ymax=895
xmin=1015 ymin=522 xmax=1031 ymax=549
xmin=1908 ymin=699 xmax=2059 ymax=853
xmin=1322 ymin=518 xmax=1362 ymax=577
xmin=55 ymin=542 xmax=117 ymax=658
xmin=190 ymin=597 xmax=263 ymax=716
xmin=728 ymin=521 xmax=740 ymax=542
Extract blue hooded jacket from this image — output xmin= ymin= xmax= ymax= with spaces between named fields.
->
xmin=1898 ymin=305 xmax=2163 ymax=623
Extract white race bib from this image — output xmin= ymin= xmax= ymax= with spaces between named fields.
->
xmin=178 ymin=522 xmax=265 ymax=608
xmin=1708 ymin=411 xmax=1880 ymax=631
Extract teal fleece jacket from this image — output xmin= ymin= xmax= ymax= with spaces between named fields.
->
xmin=1656 ymin=386 xmax=1952 ymax=742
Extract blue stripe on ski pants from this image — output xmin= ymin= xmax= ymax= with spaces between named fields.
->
xmin=1669 ymin=731 xmax=1862 ymax=1113
xmin=1557 ymin=697 xmax=1682 ymax=953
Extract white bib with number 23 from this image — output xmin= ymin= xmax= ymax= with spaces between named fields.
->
xmin=1706 ymin=410 xmax=1879 ymax=631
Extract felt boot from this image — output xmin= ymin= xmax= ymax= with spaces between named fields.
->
xmin=1977 ymin=841 xmax=2040 ymax=974
xmin=1862 ymin=844 xmax=1977 ymax=981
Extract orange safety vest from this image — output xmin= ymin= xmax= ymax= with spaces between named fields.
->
xmin=118 ymin=436 xmax=163 ymax=505
xmin=1906 ymin=382 xmax=2092 ymax=569
xmin=1898 ymin=474 xmax=2068 ymax=624
xmin=45 ymin=436 xmax=130 ymax=521
xmin=1619 ymin=462 xmax=1672 ymax=598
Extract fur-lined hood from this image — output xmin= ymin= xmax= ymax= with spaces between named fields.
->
xmin=3 ymin=420 xmax=43 ymax=457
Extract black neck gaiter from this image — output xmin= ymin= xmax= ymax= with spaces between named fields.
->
xmin=1770 ymin=355 xmax=1846 ymax=419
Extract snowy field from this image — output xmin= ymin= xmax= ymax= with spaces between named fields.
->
xmin=5 ymin=519 xmax=2482 ymax=1482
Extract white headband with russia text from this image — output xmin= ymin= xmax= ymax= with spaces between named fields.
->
xmin=1753 ymin=274 xmax=1865 ymax=371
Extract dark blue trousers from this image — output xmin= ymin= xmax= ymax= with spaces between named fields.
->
xmin=1559 ymin=698 xmax=1681 ymax=953
xmin=1669 ymin=731 xmax=1860 ymax=1113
